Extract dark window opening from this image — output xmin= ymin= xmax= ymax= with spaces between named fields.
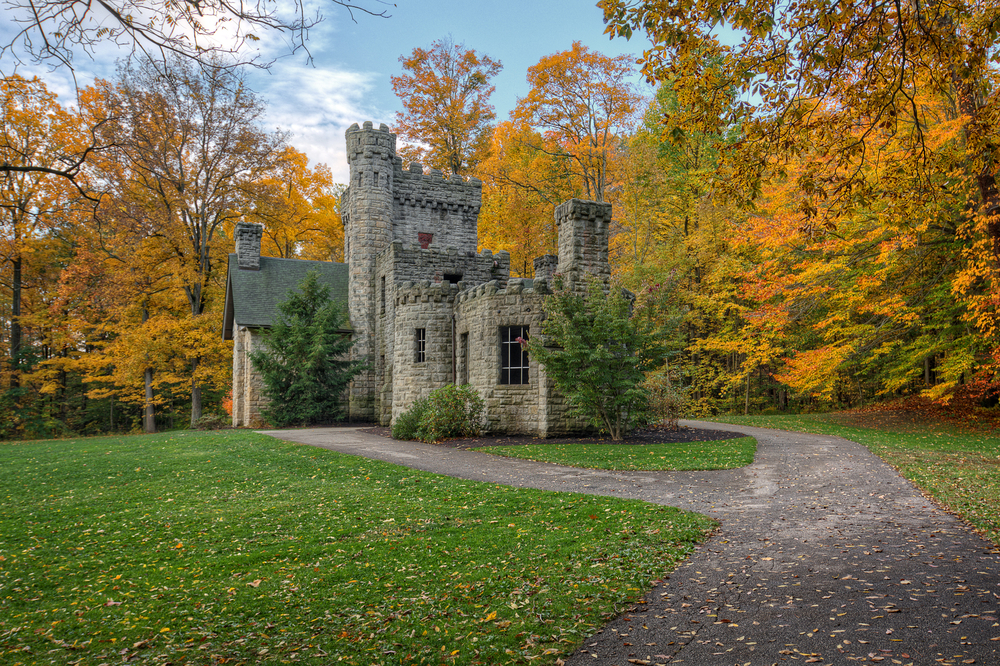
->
xmin=415 ymin=329 xmax=426 ymax=363
xmin=444 ymin=273 xmax=463 ymax=284
xmin=380 ymin=276 xmax=386 ymax=314
xmin=459 ymin=332 xmax=469 ymax=385
xmin=500 ymin=326 xmax=529 ymax=385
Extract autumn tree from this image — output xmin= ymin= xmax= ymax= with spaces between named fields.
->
xmin=0 ymin=76 xmax=80 ymax=393
xmin=513 ymin=41 xmax=641 ymax=202
xmin=391 ymin=38 xmax=502 ymax=176
xmin=477 ymin=120 xmax=577 ymax=276
xmin=84 ymin=56 xmax=285 ymax=426
xmin=246 ymin=147 xmax=344 ymax=260
xmin=602 ymin=0 xmax=1000 ymax=392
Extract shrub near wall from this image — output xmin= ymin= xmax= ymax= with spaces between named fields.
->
xmin=392 ymin=384 xmax=485 ymax=443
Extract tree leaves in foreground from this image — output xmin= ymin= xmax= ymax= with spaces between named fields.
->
xmin=527 ymin=280 xmax=671 ymax=440
xmin=250 ymin=271 xmax=364 ymax=427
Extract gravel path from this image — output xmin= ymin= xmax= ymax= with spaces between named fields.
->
xmin=260 ymin=420 xmax=1000 ymax=666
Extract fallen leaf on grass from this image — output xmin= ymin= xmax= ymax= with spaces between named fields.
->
xmin=247 ymin=579 xmax=262 ymax=588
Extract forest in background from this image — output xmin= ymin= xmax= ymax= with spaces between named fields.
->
xmin=3 ymin=0 xmax=1000 ymax=438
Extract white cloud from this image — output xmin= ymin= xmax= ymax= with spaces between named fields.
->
xmin=253 ymin=61 xmax=391 ymax=184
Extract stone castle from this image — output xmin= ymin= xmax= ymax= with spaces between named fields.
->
xmin=224 ymin=122 xmax=613 ymax=435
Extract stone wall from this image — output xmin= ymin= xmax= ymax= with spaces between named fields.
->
xmin=392 ymin=162 xmax=481 ymax=253
xmin=231 ymin=326 xmax=267 ymax=427
xmin=555 ymin=198 xmax=612 ymax=294
xmin=373 ymin=228 xmax=510 ymax=425
xmin=391 ymin=281 xmax=459 ymax=421
xmin=454 ymin=278 xmax=593 ymax=437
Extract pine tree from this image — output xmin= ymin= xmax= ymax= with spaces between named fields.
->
xmin=249 ymin=271 xmax=364 ymax=427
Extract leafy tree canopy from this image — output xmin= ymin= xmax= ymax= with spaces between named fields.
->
xmin=527 ymin=279 xmax=672 ymax=440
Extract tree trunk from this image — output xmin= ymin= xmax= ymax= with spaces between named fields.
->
xmin=141 ymin=306 xmax=156 ymax=434
xmin=10 ymin=255 xmax=21 ymax=389
xmin=190 ymin=358 xmax=202 ymax=427
xmin=144 ymin=367 xmax=156 ymax=433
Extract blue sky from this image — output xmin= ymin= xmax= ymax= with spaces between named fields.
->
xmin=245 ymin=0 xmax=654 ymax=182
xmin=1 ymin=1 xmax=653 ymax=184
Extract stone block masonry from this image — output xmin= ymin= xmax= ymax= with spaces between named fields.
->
xmin=235 ymin=222 xmax=263 ymax=270
xmin=342 ymin=122 xmax=397 ymax=421
xmin=454 ymin=278 xmax=593 ymax=437
xmin=392 ymin=162 xmax=482 ymax=252
xmin=391 ymin=281 xmax=460 ymax=422
xmin=555 ymin=198 xmax=612 ymax=294
xmin=231 ymin=326 xmax=267 ymax=426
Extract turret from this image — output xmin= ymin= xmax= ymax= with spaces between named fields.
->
xmin=555 ymin=199 xmax=612 ymax=295
xmin=342 ymin=122 xmax=398 ymax=420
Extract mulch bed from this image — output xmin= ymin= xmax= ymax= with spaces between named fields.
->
xmin=361 ymin=424 xmax=745 ymax=450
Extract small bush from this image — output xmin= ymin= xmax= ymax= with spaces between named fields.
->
xmin=193 ymin=414 xmax=227 ymax=431
xmin=644 ymin=371 xmax=687 ymax=430
xmin=391 ymin=397 xmax=429 ymax=440
xmin=418 ymin=384 xmax=485 ymax=442
xmin=392 ymin=385 xmax=485 ymax=443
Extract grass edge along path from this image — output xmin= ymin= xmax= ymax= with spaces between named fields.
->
xmin=0 ymin=430 xmax=715 ymax=666
xmin=477 ymin=436 xmax=757 ymax=471
xmin=705 ymin=413 xmax=1000 ymax=546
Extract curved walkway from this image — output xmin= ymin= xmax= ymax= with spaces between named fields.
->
xmin=261 ymin=421 xmax=1000 ymax=665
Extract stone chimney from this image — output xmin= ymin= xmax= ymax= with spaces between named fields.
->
xmin=234 ymin=221 xmax=263 ymax=270
xmin=555 ymin=199 xmax=612 ymax=294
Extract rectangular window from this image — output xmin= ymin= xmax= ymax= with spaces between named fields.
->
xmin=459 ymin=332 xmax=469 ymax=385
xmin=415 ymin=329 xmax=426 ymax=363
xmin=499 ymin=326 xmax=529 ymax=385
xmin=380 ymin=276 xmax=385 ymax=315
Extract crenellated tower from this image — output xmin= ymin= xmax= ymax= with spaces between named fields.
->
xmin=342 ymin=121 xmax=398 ymax=420
xmin=555 ymin=199 xmax=612 ymax=295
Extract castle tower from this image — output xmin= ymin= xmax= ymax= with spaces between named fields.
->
xmin=343 ymin=122 xmax=397 ymax=420
xmin=554 ymin=199 xmax=612 ymax=294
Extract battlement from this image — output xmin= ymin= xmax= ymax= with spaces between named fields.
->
xmin=393 ymin=161 xmax=483 ymax=214
xmin=345 ymin=122 xmax=397 ymax=162
xmin=395 ymin=280 xmax=462 ymax=306
xmin=378 ymin=241 xmax=508 ymax=287
xmin=456 ymin=277 xmax=552 ymax=305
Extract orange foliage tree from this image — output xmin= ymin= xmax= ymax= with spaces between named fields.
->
xmin=513 ymin=41 xmax=641 ymax=203
xmin=81 ymin=56 xmax=285 ymax=427
xmin=477 ymin=121 xmax=576 ymax=276
xmin=391 ymin=38 xmax=502 ymax=176
xmin=603 ymin=0 xmax=1000 ymax=404
xmin=246 ymin=147 xmax=344 ymax=261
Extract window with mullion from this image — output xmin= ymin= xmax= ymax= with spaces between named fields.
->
xmin=415 ymin=328 xmax=426 ymax=363
xmin=499 ymin=326 xmax=529 ymax=385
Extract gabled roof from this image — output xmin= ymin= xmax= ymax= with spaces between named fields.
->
xmin=222 ymin=254 xmax=350 ymax=340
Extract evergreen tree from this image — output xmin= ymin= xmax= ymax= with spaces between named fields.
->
xmin=249 ymin=271 xmax=364 ymax=427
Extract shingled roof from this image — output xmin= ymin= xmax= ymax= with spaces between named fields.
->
xmin=222 ymin=254 xmax=350 ymax=340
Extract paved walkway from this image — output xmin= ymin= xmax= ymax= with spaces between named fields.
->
xmin=261 ymin=421 xmax=1000 ymax=665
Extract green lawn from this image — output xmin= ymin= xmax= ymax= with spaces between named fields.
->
xmin=705 ymin=413 xmax=1000 ymax=545
xmin=477 ymin=437 xmax=757 ymax=471
xmin=0 ymin=430 xmax=714 ymax=665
